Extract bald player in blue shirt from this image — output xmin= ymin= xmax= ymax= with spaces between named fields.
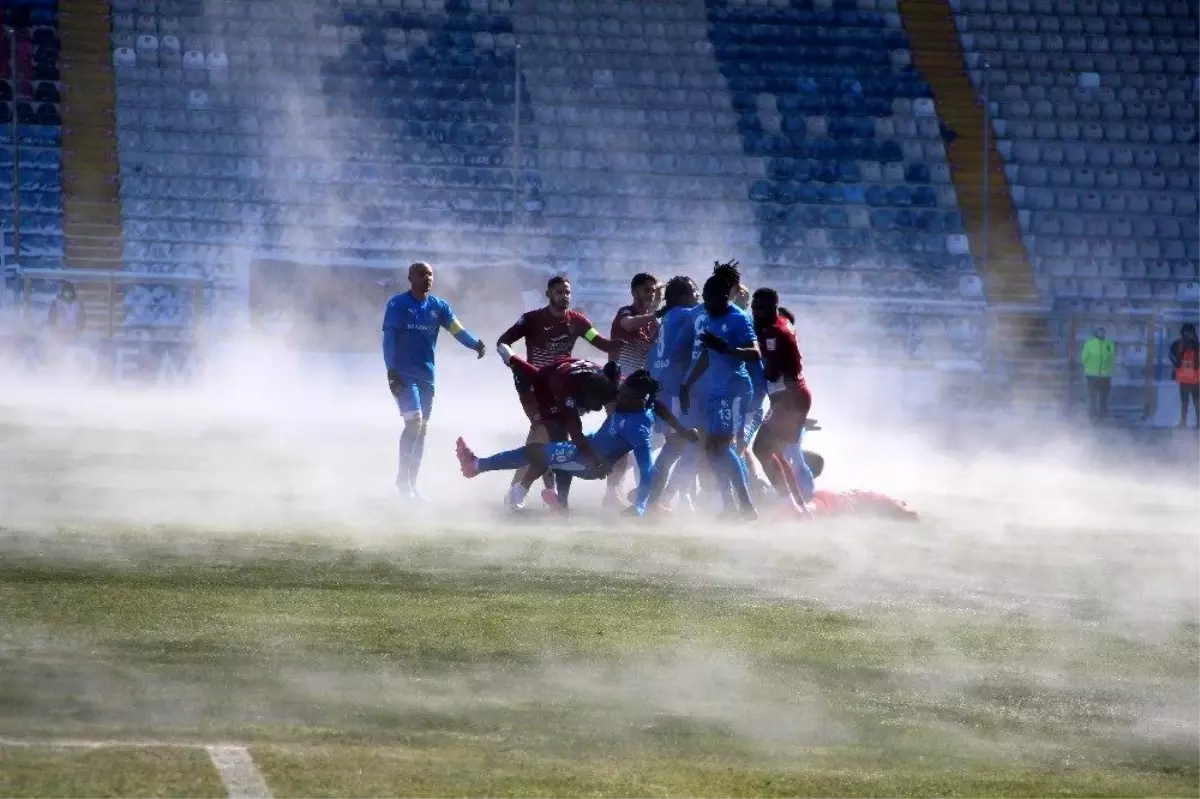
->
xmin=383 ymin=261 xmax=486 ymax=500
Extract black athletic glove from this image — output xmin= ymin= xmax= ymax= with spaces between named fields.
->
xmin=387 ymin=369 xmax=403 ymax=398
xmin=699 ymin=330 xmax=730 ymax=354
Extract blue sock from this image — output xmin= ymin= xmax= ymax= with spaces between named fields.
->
xmin=722 ymin=444 xmax=754 ymax=509
xmin=478 ymin=447 xmax=530 ymax=473
xmin=786 ymin=437 xmax=815 ymax=503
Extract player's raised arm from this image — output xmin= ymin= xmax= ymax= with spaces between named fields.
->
xmin=699 ymin=314 xmax=761 ymax=362
xmin=439 ymin=300 xmax=486 ymax=359
xmin=571 ymin=312 xmax=618 ymax=355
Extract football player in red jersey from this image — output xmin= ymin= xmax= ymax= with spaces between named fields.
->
xmin=603 ymin=272 xmax=662 ymax=508
xmin=474 ymin=347 xmax=621 ymax=509
xmin=749 ymin=288 xmax=814 ymax=517
xmin=496 ymin=275 xmax=616 ymax=502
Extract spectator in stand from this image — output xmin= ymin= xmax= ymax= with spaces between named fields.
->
xmin=1168 ymin=323 xmax=1199 ymax=429
xmin=1080 ymin=327 xmax=1115 ymax=422
xmin=47 ymin=282 xmax=86 ymax=341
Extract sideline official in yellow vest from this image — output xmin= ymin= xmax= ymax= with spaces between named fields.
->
xmin=1081 ymin=328 xmax=1115 ymax=422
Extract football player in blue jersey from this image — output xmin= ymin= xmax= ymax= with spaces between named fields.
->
xmin=731 ymin=280 xmax=769 ymax=496
xmin=647 ymin=262 xmax=745 ymax=511
xmin=679 ymin=271 xmax=762 ymax=520
xmin=644 ymin=275 xmax=700 ymax=508
xmin=382 ymin=261 xmax=486 ymax=500
xmin=457 ymin=369 xmax=699 ymax=516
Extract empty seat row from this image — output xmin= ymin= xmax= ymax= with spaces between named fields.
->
xmin=1027 ymin=211 xmax=1200 ymax=238
xmin=994 ymin=87 xmax=1195 ymax=117
xmin=1013 ymin=186 xmax=1198 ymax=215
xmin=1010 ymin=98 xmax=1195 ymax=124
xmin=531 ymin=106 xmax=732 ymax=130
xmin=1001 ymin=139 xmax=1200 ymax=169
xmin=1050 ymin=277 xmax=1197 ymax=302
xmin=1038 ymin=255 xmax=1198 ymax=279
xmin=998 ymin=116 xmax=1195 ymax=144
xmin=961 ymin=13 xmax=1196 ymax=36
xmin=995 ymin=115 xmax=1196 ymax=144
xmin=1031 ymin=235 xmax=1199 ymax=261
xmin=963 ymin=31 xmax=1197 ymax=55
xmin=967 ymin=50 xmax=1200 ymax=80
xmin=1009 ymin=164 xmax=1196 ymax=191
xmin=954 ymin=0 xmax=1194 ymax=17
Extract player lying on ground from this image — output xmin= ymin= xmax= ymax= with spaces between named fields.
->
xmin=496 ymin=275 xmax=616 ymax=503
xmin=793 ymin=452 xmax=919 ymax=522
xmin=679 ymin=272 xmax=763 ymax=521
xmin=457 ymin=370 xmax=700 ymax=515
xmin=750 ymin=288 xmax=814 ymax=517
xmin=382 ymin=261 xmax=486 ymax=500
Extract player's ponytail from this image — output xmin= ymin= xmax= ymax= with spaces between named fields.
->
xmin=779 ymin=306 xmax=796 ymax=324
xmin=711 ymin=260 xmax=741 ymax=294
xmin=624 ymin=369 xmax=661 ymax=407
xmin=702 ymin=275 xmax=731 ymax=315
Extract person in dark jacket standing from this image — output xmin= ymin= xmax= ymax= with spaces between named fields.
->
xmin=1168 ymin=323 xmax=1199 ymax=429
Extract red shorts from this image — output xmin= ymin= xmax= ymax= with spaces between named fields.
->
xmin=518 ymin=387 xmax=541 ymax=423
xmin=759 ymin=387 xmax=812 ymax=445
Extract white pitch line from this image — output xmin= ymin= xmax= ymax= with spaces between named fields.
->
xmin=0 ymin=736 xmax=207 ymax=749
xmin=0 ymin=738 xmax=272 ymax=799
xmin=205 ymin=745 xmax=273 ymax=799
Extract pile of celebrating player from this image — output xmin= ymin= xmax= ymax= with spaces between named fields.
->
xmin=382 ymin=260 xmax=917 ymax=522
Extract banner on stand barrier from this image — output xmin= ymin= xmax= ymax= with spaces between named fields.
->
xmin=0 ymin=336 xmax=202 ymax=386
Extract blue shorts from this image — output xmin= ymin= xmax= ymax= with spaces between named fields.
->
xmin=393 ymin=376 xmax=434 ymax=421
xmin=543 ymin=441 xmax=606 ymax=479
xmin=705 ymin=388 xmax=751 ymax=439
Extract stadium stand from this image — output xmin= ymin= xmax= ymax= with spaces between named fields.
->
xmin=705 ymin=0 xmax=982 ymax=301
xmin=111 ymin=0 xmax=538 ymax=277
xmin=2 ymin=0 xmax=64 ymax=272
xmin=956 ymin=0 xmax=1200 ymax=314
xmin=513 ymin=0 xmax=762 ymax=285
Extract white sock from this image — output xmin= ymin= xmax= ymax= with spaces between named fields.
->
xmin=506 ymin=484 xmax=528 ymax=507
